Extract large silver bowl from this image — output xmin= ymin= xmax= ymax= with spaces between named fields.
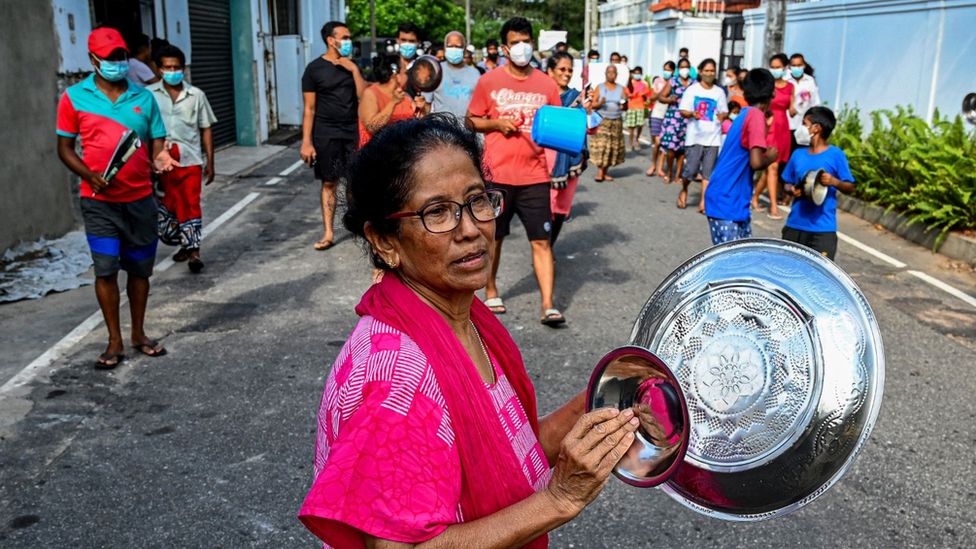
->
xmin=629 ymin=239 xmax=884 ymax=520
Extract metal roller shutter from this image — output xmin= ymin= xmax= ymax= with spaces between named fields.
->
xmin=188 ymin=0 xmax=237 ymax=146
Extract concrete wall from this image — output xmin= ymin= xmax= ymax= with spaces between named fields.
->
xmin=0 ymin=0 xmax=76 ymax=251
xmin=598 ymin=10 xmax=723 ymax=76
xmin=743 ymin=0 xmax=976 ymax=123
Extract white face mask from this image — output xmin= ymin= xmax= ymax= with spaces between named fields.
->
xmin=794 ymin=123 xmax=812 ymax=145
xmin=678 ymin=67 xmax=690 ymax=78
xmin=507 ymin=42 xmax=534 ymax=67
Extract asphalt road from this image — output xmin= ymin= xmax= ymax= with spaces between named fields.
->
xmin=1 ymin=143 xmax=975 ymax=548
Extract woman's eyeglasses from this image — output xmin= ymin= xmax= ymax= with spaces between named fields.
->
xmin=386 ymin=189 xmax=505 ymax=234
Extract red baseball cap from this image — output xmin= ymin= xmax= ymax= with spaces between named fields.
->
xmin=88 ymin=27 xmax=129 ymax=58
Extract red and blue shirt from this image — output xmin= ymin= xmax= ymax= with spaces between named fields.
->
xmin=57 ymin=75 xmax=167 ymax=202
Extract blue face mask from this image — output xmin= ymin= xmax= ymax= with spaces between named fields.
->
xmin=399 ymin=43 xmax=417 ymax=59
xmin=770 ymin=68 xmax=785 ymax=79
xmin=338 ymin=39 xmax=353 ymax=58
xmin=790 ymin=66 xmax=805 ymax=79
xmin=162 ymin=70 xmax=184 ymax=86
xmin=445 ymin=47 xmax=464 ymax=65
xmin=663 ymin=70 xmax=673 ymax=79
xmin=95 ymin=57 xmax=129 ymax=82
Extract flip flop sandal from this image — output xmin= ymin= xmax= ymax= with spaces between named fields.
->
xmin=133 ymin=339 xmax=167 ymax=358
xmin=313 ymin=240 xmax=334 ymax=251
xmin=767 ymin=212 xmax=784 ymax=220
xmin=484 ymin=297 xmax=506 ymax=314
xmin=541 ymin=309 xmax=566 ymax=327
xmin=95 ymin=352 xmax=125 ymax=370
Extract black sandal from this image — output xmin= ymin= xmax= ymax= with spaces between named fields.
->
xmin=95 ymin=352 xmax=125 ymax=370
xmin=132 ymin=339 xmax=167 ymax=358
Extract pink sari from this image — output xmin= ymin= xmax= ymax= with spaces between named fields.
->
xmin=299 ymin=274 xmax=550 ymax=548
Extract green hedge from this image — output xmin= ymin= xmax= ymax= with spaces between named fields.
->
xmin=831 ymin=106 xmax=976 ymax=246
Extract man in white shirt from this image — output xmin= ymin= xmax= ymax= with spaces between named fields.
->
xmin=424 ymin=31 xmax=481 ymax=119
xmin=148 ymin=45 xmax=217 ymax=272
xmin=677 ymin=58 xmax=728 ymax=212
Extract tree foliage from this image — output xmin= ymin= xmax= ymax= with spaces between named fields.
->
xmin=470 ymin=0 xmax=585 ymax=50
xmin=833 ymin=106 xmax=976 ymax=246
xmin=344 ymin=0 xmax=585 ymax=50
xmin=345 ymin=0 xmax=465 ymax=43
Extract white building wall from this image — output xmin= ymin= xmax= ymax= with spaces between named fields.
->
xmin=598 ymin=9 xmax=723 ymax=76
xmin=600 ymin=0 xmax=655 ymax=27
xmin=52 ymin=0 xmax=93 ymax=73
xmin=743 ymin=0 xmax=976 ymax=122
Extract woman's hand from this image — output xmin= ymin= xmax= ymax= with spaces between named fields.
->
xmin=544 ymin=407 xmax=639 ymax=517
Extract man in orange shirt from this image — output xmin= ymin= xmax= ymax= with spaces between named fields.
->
xmin=466 ymin=17 xmax=565 ymax=326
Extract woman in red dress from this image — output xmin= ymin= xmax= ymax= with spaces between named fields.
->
xmin=751 ymin=53 xmax=795 ymax=219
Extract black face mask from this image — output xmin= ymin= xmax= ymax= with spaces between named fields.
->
xmin=487 ymin=51 xmax=498 ymax=61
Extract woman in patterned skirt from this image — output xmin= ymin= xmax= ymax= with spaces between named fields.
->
xmin=589 ymin=65 xmax=627 ymax=182
xmin=658 ymin=58 xmax=694 ymax=183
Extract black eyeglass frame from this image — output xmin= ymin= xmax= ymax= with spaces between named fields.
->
xmin=385 ymin=189 xmax=506 ymax=234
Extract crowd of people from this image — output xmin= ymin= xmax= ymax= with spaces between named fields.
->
xmin=295 ymin=18 xmax=859 ymax=548
xmin=54 ymin=18 xmax=857 ymax=549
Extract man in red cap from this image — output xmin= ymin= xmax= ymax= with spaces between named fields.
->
xmin=56 ymin=27 xmax=180 ymax=369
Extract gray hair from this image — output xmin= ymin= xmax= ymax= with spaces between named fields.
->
xmin=444 ymin=31 xmax=466 ymax=47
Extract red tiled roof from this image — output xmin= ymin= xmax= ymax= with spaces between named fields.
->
xmin=650 ymin=0 xmax=762 ymax=14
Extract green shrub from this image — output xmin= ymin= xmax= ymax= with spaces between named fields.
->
xmin=832 ymin=106 xmax=976 ymax=247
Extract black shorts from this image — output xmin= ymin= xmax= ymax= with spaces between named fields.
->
xmin=312 ymin=135 xmax=356 ymax=182
xmin=81 ymin=195 xmax=159 ymax=278
xmin=490 ymin=182 xmax=552 ymax=241
xmin=782 ymin=226 xmax=838 ymax=260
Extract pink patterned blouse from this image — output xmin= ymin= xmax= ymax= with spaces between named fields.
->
xmin=300 ymin=315 xmax=552 ymax=547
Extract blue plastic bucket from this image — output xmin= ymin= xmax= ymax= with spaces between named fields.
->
xmin=531 ymin=105 xmax=586 ymax=154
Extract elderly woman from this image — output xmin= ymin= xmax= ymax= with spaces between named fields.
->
xmin=298 ymin=115 xmax=639 ymax=548
xmin=589 ymin=65 xmax=627 ymax=182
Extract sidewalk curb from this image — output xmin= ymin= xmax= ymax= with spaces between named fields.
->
xmin=837 ymin=194 xmax=976 ymax=267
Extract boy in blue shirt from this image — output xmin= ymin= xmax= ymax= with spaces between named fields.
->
xmin=781 ymin=106 xmax=855 ymax=259
xmin=703 ymin=68 xmax=779 ymax=244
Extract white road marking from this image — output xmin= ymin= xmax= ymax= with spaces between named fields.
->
xmin=908 ymin=270 xmax=976 ymax=309
xmin=757 ymin=195 xmax=975 ymax=307
xmin=836 ymin=232 xmax=907 ymax=269
xmin=0 ymin=192 xmax=262 ymax=396
xmin=204 ymin=193 xmax=260 ymax=237
xmin=1 ymin=310 xmax=106 ymax=395
xmin=279 ymin=160 xmax=305 ymax=176
xmin=264 ymin=177 xmax=283 ymax=186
